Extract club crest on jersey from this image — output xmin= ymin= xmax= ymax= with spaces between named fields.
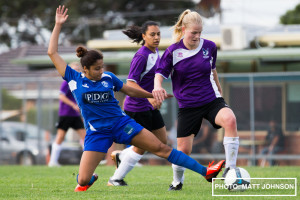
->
xmin=101 ymin=81 xmax=109 ymax=88
xmin=202 ymin=48 xmax=209 ymax=58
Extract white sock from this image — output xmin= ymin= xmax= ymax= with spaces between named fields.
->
xmin=111 ymin=147 xmax=143 ymax=180
xmin=223 ymin=137 xmax=239 ymax=168
xmin=172 ymin=164 xmax=185 ymax=186
xmin=119 ymin=146 xmax=133 ymax=160
xmin=49 ymin=143 xmax=62 ymax=164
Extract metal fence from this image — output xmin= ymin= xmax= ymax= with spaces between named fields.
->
xmin=1 ymin=72 xmax=300 ymax=166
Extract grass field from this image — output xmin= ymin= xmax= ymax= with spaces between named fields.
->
xmin=0 ymin=165 xmax=299 ymax=199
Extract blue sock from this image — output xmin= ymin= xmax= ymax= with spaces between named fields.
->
xmin=77 ymin=174 xmax=96 ymax=186
xmin=87 ymin=175 xmax=96 ymax=186
xmin=167 ymin=149 xmax=207 ymax=176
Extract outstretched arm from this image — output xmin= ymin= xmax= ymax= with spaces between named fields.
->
xmin=120 ymin=84 xmax=153 ymax=98
xmin=120 ymin=83 xmax=172 ymax=99
xmin=48 ymin=5 xmax=69 ymax=77
xmin=126 ymin=80 xmax=162 ymax=109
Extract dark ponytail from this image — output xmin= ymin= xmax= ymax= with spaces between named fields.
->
xmin=123 ymin=21 xmax=159 ymax=45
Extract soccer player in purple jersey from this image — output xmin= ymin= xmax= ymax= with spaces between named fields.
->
xmin=48 ymin=6 xmax=225 ymax=192
xmin=108 ymin=21 xmax=168 ymax=186
xmin=153 ymin=9 xmax=239 ymax=191
xmin=48 ymin=62 xmax=86 ymax=167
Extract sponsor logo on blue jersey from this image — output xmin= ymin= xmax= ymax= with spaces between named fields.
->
xmin=83 ymin=92 xmax=110 ymax=103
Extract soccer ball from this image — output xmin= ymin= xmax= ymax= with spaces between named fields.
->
xmin=224 ymin=167 xmax=250 ymax=192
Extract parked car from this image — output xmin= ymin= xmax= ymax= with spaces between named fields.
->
xmin=0 ymin=121 xmax=50 ymax=165
xmin=58 ymin=141 xmax=83 ymax=165
xmin=0 ymin=121 xmax=84 ymax=165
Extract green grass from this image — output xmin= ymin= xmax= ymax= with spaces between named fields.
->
xmin=0 ymin=165 xmax=299 ymax=199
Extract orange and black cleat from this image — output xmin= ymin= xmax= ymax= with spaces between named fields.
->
xmin=205 ymin=160 xmax=225 ymax=182
xmin=111 ymin=150 xmax=122 ymax=168
xmin=74 ymin=174 xmax=98 ymax=192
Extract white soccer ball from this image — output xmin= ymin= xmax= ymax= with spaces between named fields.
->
xmin=224 ymin=167 xmax=251 ymax=192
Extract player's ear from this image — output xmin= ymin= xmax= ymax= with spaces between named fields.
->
xmin=182 ymin=26 xmax=186 ymax=34
xmin=83 ymin=66 xmax=88 ymax=74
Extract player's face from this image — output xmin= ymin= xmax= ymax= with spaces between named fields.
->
xmin=143 ymin=25 xmax=160 ymax=52
xmin=183 ymin=23 xmax=202 ymax=50
xmin=84 ymin=59 xmax=104 ymax=81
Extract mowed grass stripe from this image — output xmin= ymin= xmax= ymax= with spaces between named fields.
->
xmin=0 ymin=166 xmax=299 ymax=199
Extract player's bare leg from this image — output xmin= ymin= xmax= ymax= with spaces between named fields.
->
xmin=215 ymin=107 xmax=239 ymax=178
xmin=75 ymin=151 xmax=105 ymax=192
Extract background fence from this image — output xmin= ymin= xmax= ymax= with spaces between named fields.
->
xmin=1 ymin=72 xmax=300 ymax=166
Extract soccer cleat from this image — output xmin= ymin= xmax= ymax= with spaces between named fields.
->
xmin=168 ymin=182 xmax=183 ymax=191
xmin=107 ymin=178 xmax=128 ymax=186
xmin=111 ymin=150 xmax=122 ymax=168
xmin=74 ymin=173 xmax=98 ymax=192
xmin=205 ymin=160 xmax=225 ymax=182
xmin=221 ymin=167 xmax=230 ymax=180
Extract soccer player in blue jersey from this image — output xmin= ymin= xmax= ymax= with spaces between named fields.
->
xmin=108 ymin=21 xmax=168 ymax=186
xmin=153 ymin=9 xmax=239 ymax=191
xmin=48 ymin=6 xmax=225 ymax=192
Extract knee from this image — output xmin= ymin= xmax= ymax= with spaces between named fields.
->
xmin=178 ymin=146 xmax=192 ymax=155
xmin=55 ymin=134 xmax=65 ymax=144
xmin=222 ymin=114 xmax=237 ymax=130
xmin=160 ymin=136 xmax=167 ymax=145
xmin=153 ymin=143 xmax=171 ymax=158
xmin=77 ymin=174 xmax=90 ymax=186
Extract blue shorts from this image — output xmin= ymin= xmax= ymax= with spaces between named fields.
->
xmin=84 ymin=115 xmax=144 ymax=153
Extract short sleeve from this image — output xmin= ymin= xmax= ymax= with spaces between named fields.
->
xmin=127 ymin=54 xmax=147 ymax=83
xmin=156 ymin=48 xmax=173 ymax=79
xmin=63 ymin=65 xmax=81 ymax=82
xmin=106 ymin=72 xmax=124 ymax=92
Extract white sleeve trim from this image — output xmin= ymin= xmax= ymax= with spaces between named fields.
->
xmin=156 ymin=73 xmax=168 ymax=79
xmin=126 ymin=79 xmax=137 ymax=83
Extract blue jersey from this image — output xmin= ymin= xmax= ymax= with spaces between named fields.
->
xmin=63 ymin=65 xmax=126 ymax=133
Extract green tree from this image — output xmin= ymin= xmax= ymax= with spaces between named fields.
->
xmin=1 ymin=88 xmax=22 ymax=110
xmin=0 ymin=0 xmax=195 ymax=49
xmin=280 ymin=4 xmax=300 ymax=24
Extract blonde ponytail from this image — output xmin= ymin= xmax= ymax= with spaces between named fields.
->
xmin=172 ymin=9 xmax=203 ymax=43
xmin=172 ymin=9 xmax=191 ymax=43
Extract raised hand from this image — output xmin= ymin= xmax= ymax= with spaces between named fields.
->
xmin=56 ymin=5 xmax=69 ymax=25
xmin=47 ymin=5 xmax=69 ymax=77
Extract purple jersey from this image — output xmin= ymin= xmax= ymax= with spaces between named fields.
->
xmin=124 ymin=46 xmax=160 ymax=112
xmin=156 ymin=38 xmax=221 ymax=108
xmin=58 ymin=81 xmax=80 ymax=117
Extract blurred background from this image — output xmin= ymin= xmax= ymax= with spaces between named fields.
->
xmin=1 ymin=0 xmax=300 ymax=167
